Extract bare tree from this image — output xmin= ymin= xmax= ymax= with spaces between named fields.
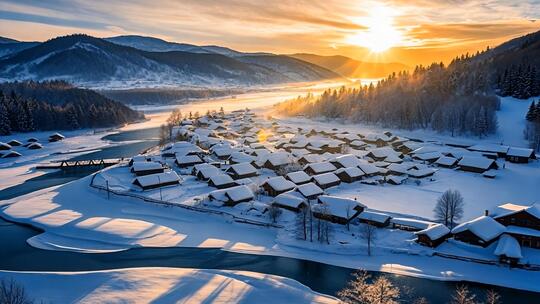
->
xmin=0 ymin=278 xmax=33 ymax=304
xmin=295 ymin=207 xmax=310 ymax=241
xmin=451 ymin=285 xmax=476 ymax=304
xmin=485 ymin=289 xmax=501 ymax=304
xmin=360 ymin=223 xmax=377 ymax=256
xmin=337 ymin=270 xmax=371 ymax=304
xmin=366 ymin=276 xmax=400 ymax=304
xmin=434 ymin=189 xmax=464 ymax=229
xmin=268 ymin=204 xmax=282 ymax=224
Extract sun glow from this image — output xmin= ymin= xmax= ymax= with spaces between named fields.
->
xmin=347 ymin=6 xmax=403 ymax=53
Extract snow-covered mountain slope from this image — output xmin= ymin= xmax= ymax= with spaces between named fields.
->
xmin=0 ymin=34 xmax=340 ymax=88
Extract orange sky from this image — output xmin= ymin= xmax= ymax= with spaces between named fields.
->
xmin=0 ymin=0 xmax=539 ymax=66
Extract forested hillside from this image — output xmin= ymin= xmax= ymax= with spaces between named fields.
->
xmin=277 ymin=30 xmax=540 ymax=137
xmin=0 ymin=81 xmax=143 ymax=135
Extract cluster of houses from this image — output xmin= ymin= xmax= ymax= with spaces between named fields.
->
xmin=0 ymin=133 xmax=64 ymax=159
xmin=415 ymin=203 xmax=540 ymax=266
xmin=122 ymin=109 xmax=538 ymax=266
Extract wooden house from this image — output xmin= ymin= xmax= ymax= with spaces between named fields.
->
xmin=312 ymin=195 xmax=366 ymax=225
xmin=491 ymin=203 xmax=540 ymax=248
xmin=208 ymin=185 xmax=254 ymax=206
xmin=505 ymin=147 xmax=536 ymax=163
xmin=311 ymin=173 xmax=341 ymax=189
xmin=261 ymin=176 xmax=296 ymax=197
xmin=334 ymin=167 xmax=364 ymax=183
xmin=296 ymin=183 xmax=324 ymax=200
xmin=175 ymin=155 xmax=204 ymax=168
xmin=208 ymin=174 xmax=236 ymax=189
xmin=390 ymin=218 xmax=435 ymax=232
xmin=130 ymin=162 xmax=165 ymax=176
xmin=451 ymin=216 xmax=506 ymax=247
xmin=273 ymin=192 xmax=307 ymax=212
xmin=7 ymin=140 xmax=22 ymax=146
xmin=226 ymin=163 xmax=258 ymax=179
xmin=303 ymin=162 xmax=337 ymax=176
xmin=286 ymin=171 xmax=312 ymax=185
xmin=415 ymin=224 xmax=451 ymax=247
xmin=132 ymin=171 xmax=180 ymax=190
xmin=357 ymin=211 xmax=391 ymax=227
xmin=457 ymin=156 xmax=498 ymax=173
xmin=48 ymin=133 xmax=65 ymax=142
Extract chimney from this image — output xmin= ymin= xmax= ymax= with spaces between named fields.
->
xmin=484 ymin=210 xmax=489 ymax=216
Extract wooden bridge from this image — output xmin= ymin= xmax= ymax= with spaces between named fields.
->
xmin=36 ymin=158 xmax=128 ymax=170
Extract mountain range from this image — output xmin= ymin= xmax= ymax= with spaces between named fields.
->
xmin=0 ymin=35 xmax=341 ymax=89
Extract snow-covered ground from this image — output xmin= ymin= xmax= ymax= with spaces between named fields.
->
xmin=0 ymin=130 xmax=118 ymax=190
xmin=2 ymin=173 xmax=540 ymax=292
xmin=0 ymin=268 xmax=337 ymax=303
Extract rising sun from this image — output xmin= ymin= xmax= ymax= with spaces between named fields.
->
xmin=347 ymin=6 xmax=403 ymax=52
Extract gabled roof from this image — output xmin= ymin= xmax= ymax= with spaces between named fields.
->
xmin=227 ymin=163 xmax=257 ymax=175
xmin=304 ymin=162 xmax=337 ymax=174
xmin=286 ymin=171 xmax=312 ymax=184
xmin=458 ymin=156 xmax=496 ymax=170
xmin=131 ymin=161 xmax=163 ymax=172
xmin=507 ymin=147 xmax=534 ymax=158
xmin=315 ymin=195 xmax=365 ymax=219
xmin=273 ymin=191 xmax=306 ymax=209
xmin=435 ymin=156 xmax=458 ymax=166
xmin=312 ymin=172 xmax=340 ymax=185
xmin=296 ymin=182 xmax=324 ymax=198
xmin=415 ymin=223 xmax=450 ymax=240
xmin=133 ymin=171 xmax=180 ymax=188
xmin=176 ymin=154 xmax=203 ymax=164
xmin=334 ymin=166 xmax=365 ymax=178
xmin=491 ymin=203 xmax=540 ymax=220
xmin=451 ymin=215 xmax=506 ymax=242
xmin=331 ymin=154 xmax=363 ymax=167
xmin=209 ymin=174 xmax=235 ymax=186
xmin=262 ymin=176 xmax=296 ymax=192
xmin=358 ymin=210 xmax=391 ymax=223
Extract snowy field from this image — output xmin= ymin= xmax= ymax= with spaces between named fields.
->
xmin=0 ymin=268 xmax=337 ymax=303
xmin=2 ymin=172 xmax=540 ymax=292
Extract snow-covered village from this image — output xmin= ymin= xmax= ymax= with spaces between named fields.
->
xmin=1 ymin=1 xmax=540 ymax=303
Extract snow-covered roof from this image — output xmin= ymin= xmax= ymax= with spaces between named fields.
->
xmin=415 ymin=223 xmax=450 ymax=240
xmin=413 ymin=151 xmax=442 ymax=161
xmin=133 ymin=171 xmax=180 ymax=188
xmin=334 ymin=166 xmax=365 ymax=178
xmin=331 ymin=154 xmax=363 ymax=168
xmin=457 ymin=156 xmax=495 ymax=170
xmin=387 ymin=163 xmax=416 ymax=174
xmin=176 ymin=154 xmax=203 ymax=164
xmin=296 ymin=183 xmax=324 ymax=198
xmin=391 ymin=217 xmax=435 ymax=230
xmin=494 ymin=234 xmax=522 ymax=259
xmin=506 ymin=225 xmax=540 ymax=237
xmin=131 ymin=161 xmax=163 ymax=172
xmin=368 ymin=147 xmax=401 ymax=159
xmin=262 ymin=176 xmax=296 ymax=192
xmin=299 ymin=154 xmax=327 ymax=164
xmin=407 ymin=168 xmax=436 ymax=178
xmin=312 ymin=172 xmax=340 ymax=185
xmin=506 ymin=147 xmax=534 ymax=158
xmin=264 ymin=152 xmax=292 ymax=167
xmin=227 ymin=163 xmax=257 ymax=175
xmin=2 ymin=151 xmax=21 ymax=158
xmin=290 ymin=148 xmax=311 ymax=157
xmin=209 ymin=174 xmax=235 ymax=186
xmin=357 ymin=210 xmax=391 ymax=223
xmin=209 ymin=185 xmax=254 ymax=203
xmin=469 ymin=143 xmax=509 ymax=154
xmin=27 ymin=142 xmax=43 ymax=149
xmin=451 ymin=215 xmax=506 ymax=242
xmin=228 ymin=152 xmax=255 ymax=163
xmin=315 ymin=195 xmax=365 ymax=218
xmin=435 ymin=156 xmax=458 ymax=166
xmin=387 ymin=175 xmax=407 ymax=185
xmin=491 ymin=203 xmax=540 ymax=220
xmin=286 ymin=171 xmax=312 ymax=184
xmin=304 ymin=162 xmax=337 ymax=174
xmin=357 ymin=163 xmax=381 ymax=175
xmin=196 ymin=164 xmax=221 ymax=179
xmin=273 ymin=192 xmax=306 ymax=208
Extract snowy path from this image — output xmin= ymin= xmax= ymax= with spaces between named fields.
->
xmin=495 ymin=97 xmax=531 ymax=147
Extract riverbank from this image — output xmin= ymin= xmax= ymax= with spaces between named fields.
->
xmin=0 ymin=267 xmax=338 ymax=304
xmin=2 ymin=175 xmax=540 ymax=294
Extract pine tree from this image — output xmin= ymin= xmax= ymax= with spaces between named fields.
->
xmin=0 ymin=93 xmax=11 ymax=135
xmin=526 ymin=101 xmax=537 ymax=121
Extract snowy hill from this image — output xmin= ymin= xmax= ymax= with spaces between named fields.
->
xmin=0 ymin=34 xmax=340 ymax=88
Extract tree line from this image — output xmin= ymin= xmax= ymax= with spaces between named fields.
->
xmin=524 ymin=100 xmax=540 ymax=151
xmin=276 ymin=58 xmax=499 ymax=136
xmin=0 ymin=81 xmax=143 ymax=135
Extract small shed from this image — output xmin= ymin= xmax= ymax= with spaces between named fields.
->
xmin=27 ymin=142 xmax=43 ymax=150
xmin=130 ymin=162 xmax=165 ymax=176
xmin=27 ymin=137 xmax=39 ymax=143
xmin=0 ymin=142 xmax=12 ymax=150
xmin=415 ymin=224 xmax=451 ymax=247
xmin=494 ymin=234 xmax=522 ymax=265
xmin=261 ymin=176 xmax=296 ymax=197
xmin=435 ymin=156 xmax=458 ymax=168
xmin=1 ymin=151 xmax=22 ymax=158
xmin=7 ymin=140 xmax=22 ymax=146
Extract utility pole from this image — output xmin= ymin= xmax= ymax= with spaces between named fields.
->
xmin=106 ymin=180 xmax=110 ymax=200
xmin=157 ymin=175 xmax=163 ymax=201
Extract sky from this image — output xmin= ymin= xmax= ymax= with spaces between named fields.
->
xmin=0 ymin=0 xmax=539 ymax=66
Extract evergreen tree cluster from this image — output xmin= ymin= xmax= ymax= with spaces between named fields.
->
xmin=497 ymin=64 xmax=540 ymax=99
xmin=524 ymin=100 xmax=540 ymax=151
xmin=0 ymin=81 xmax=143 ymax=135
xmin=277 ymin=59 xmax=499 ymax=137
